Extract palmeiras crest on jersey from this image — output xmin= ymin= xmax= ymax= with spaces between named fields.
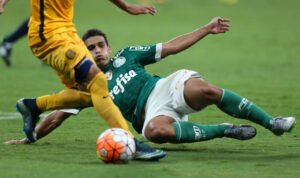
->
xmin=113 ymin=57 xmax=126 ymax=68
xmin=105 ymin=70 xmax=113 ymax=80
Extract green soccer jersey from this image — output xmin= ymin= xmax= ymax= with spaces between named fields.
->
xmin=102 ymin=44 xmax=162 ymax=133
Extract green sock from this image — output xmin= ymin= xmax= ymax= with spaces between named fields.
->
xmin=172 ymin=121 xmax=228 ymax=143
xmin=217 ymin=89 xmax=272 ymax=129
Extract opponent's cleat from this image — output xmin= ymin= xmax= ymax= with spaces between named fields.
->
xmin=134 ymin=138 xmax=167 ymax=161
xmin=270 ymin=117 xmax=296 ymax=136
xmin=0 ymin=42 xmax=12 ymax=67
xmin=16 ymin=98 xmax=40 ymax=143
xmin=223 ymin=123 xmax=256 ymax=140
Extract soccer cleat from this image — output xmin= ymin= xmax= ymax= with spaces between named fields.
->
xmin=0 ymin=42 xmax=12 ymax=67
xmin=16 ymin=98 xmax=40 ymax=143
xmin=223 ymin=123 xmax=256 ymax=140
xmin=133 ymin=138 xmax=167 ymax=161
xmin=270 ymin=117 xmax=296 ymax=136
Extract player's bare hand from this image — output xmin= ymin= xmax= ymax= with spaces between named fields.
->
xmin=3 ymin=138 xmax=30 ymax=145
xmin=127 ymin=5 xmax=156 ymax=15
xmin=0 ymin=0 xmax=8 ymax=15
xmin=206 ymin=17 xmax=230 ymax=34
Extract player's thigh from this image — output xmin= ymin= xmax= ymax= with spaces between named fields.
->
xmin=184 ymin=78 xmax=222 ymax=110
xmin=141 ymin=75 xmax=189 ymax=138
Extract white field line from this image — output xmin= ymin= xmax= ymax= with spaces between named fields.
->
xmin=0 ymin=111 xmax=48 ymax=120
xmin=0 ymin=112 xmax=20 ymax=120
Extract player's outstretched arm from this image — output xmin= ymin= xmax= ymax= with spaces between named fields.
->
xmin=161 ymin=17 xmax=230 ymax=58
xmin=0 ymin=0 xmax=9 ymax=14
xmin=110 ymin=0 xmax=156 ymax=15
xmin=4 ymin=111 xmax=72 ymax=145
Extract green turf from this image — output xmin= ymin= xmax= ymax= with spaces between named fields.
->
xmin=0 ymin=0 xmax=300 ymax=178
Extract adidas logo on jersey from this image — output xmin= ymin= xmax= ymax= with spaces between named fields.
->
xmin=109 ymin=70 xmax=138 ymax=99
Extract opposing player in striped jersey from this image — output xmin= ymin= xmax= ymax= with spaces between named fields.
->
xmin=6 ymin=17 xmax=295 ymax=146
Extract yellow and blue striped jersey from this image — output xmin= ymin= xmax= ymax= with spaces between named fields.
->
xmin=28 ymin=0 xmax=77 ymax=46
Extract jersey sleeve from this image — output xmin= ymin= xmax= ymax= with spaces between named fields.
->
xmin=124 ymin=43 xmax=163 ymax=66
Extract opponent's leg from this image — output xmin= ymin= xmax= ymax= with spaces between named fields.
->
xmin=0 ymin=18 xmax=29 ymax=66
xmin=36 ymin=89 xmax=92 ymax=111
xmin=16 ymin=98 xmax=42 ymax=142
xmin=77 ymin=60 xmax=130 ymax=131
xmin=17 ymin=89 xmax=92 ymax=142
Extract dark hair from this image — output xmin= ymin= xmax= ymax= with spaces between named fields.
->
xmin=82 ymin=28 xmax=109 ymax=46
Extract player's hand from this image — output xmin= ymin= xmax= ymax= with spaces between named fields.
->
xmin=127 ymin=5 xmax=156 ymax=15
xmin=206 ymin=17 xmax=230 ymax=34
xmin=3 ymin=138 xmax=30 ymax=145
xmin=0 ymin=0 xmax=8 ymax=15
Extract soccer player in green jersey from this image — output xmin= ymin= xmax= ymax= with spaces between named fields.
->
xmin=6 ymin=17 xmax=295 ymax=145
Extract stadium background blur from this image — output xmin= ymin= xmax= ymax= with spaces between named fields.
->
xmin=0 ymin=0 xmax=299 ymax=178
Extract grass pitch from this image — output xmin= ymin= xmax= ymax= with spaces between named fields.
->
xmin=0 ymin=0 xmax=300 ymax=178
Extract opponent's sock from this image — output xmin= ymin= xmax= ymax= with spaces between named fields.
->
xmin=172 ymin=121 xmax=228 ymax=143
xmin=36 ymin=89 xmax=92 ymax=111
xmin=217 ymin=89 xmax=272 ymax=129
xmin=23 ymin=98 xmax=42 ymax=116
xmin=87 ymin=73 xmax=130 ymax=132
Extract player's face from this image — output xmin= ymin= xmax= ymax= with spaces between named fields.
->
xmin=85 ymin=36 xmax=111 ymax=69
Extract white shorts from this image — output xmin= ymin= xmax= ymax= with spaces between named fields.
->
xmin=60 ymin=109 xmax=81 ymax=115
xmin=141 ymin=69 xmax=201 ymax=137
xmin=42 ymin=109 xmax=80 ymax=121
